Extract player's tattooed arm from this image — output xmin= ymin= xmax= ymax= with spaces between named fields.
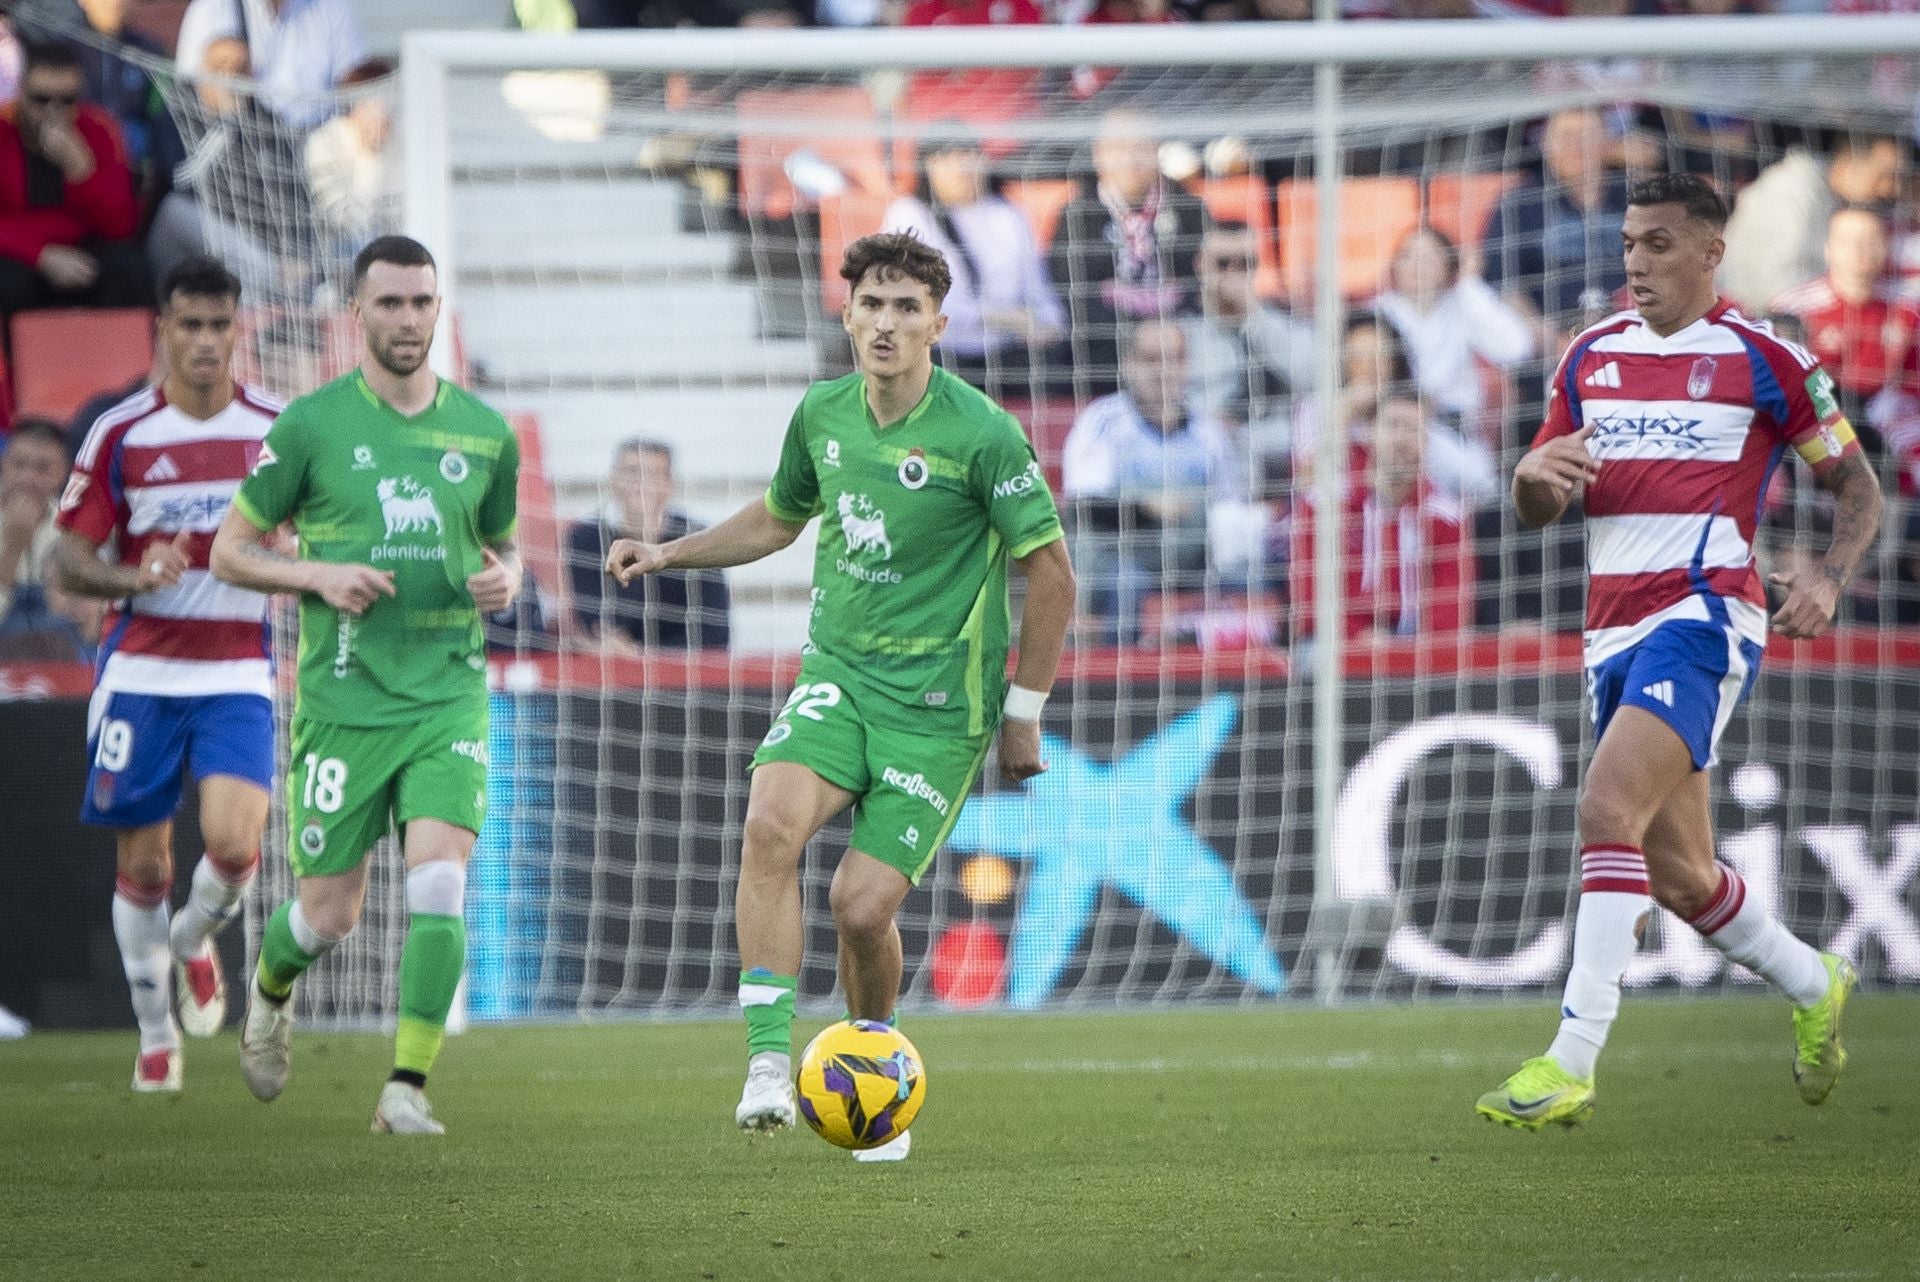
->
xmin=1769 ymin=452 xmax=1882 ymax=640
xmin=468 ymin=536 xmax=523 ymax=614
xmin=53 ymin=529 xmax=189 ymax=597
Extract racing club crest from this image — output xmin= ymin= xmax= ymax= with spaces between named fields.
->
xmin=1687 ymin=355 xmax=1716 ymax=400
xmin=898 ymin=447 xmax=929 ymax=490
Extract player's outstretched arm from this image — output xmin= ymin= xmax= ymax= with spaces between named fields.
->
xmin=1769 ymin=452 xmax=1882 ymax=640
xmin=54 ymin=528 xmax=190 ymax=598
xmin=209 ymin=507 xmax=395 ymax=616
xmin=999 ymin=536 xmax=1075 ymax=783
xmin=1511 ymin=424 xmax=1598 ymax=529
xmin=606 ymin=496 xmax=805 ymax=584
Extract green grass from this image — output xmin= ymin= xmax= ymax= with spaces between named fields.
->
xmin=4 ymin=996 xmax=1916 ymax=1282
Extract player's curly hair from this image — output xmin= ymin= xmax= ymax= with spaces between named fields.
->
xmin=1627 ymin=173 xmax=1728 ymax=229
xmin=839 ymin=231 xmax=952 ymax=307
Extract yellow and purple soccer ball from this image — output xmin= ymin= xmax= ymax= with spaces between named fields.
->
xmin=795 ymin=1019 xmax=927 ymax=1150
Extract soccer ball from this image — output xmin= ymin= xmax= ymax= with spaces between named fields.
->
xmin=795 ymin=1019 xmax=927 ymax=1150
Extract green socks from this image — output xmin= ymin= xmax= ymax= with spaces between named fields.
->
xmin=395 ymin=913 xmax=465 ymax=1079
xmin=739 ymin=968 xmax=797 ymax=1058
xmin=256 ymin=901 xmax=323 ymax=1001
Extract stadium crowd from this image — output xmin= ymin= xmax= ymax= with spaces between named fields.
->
xmin=0 ymin=0 xmax=1916 ymax=658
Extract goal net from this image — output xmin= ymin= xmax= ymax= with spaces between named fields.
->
xmin=29 ymin=7 xmax=1920 ymax=1024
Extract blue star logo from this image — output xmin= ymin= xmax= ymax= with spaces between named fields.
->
xmin=949 ymin=695 xmax=1285 ymax=1008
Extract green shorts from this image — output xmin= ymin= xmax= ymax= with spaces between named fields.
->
xmin=286 ymin=703 xmax=489 ymax=878
xmin=751 ymin=662 xmax=991 ymax=885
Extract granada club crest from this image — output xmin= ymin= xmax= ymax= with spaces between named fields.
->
xmin=1687 ymin=355 xmax=1716 ymax=400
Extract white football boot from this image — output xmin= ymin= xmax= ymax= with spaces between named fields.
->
xmin=172 ymin=937 xmax=228 ymax=1037
xmin=735 ymin=1054 xmax=796 ymax=1132
xmin=239 ymin=978 xmax=293 ymax=1101
xmin=853 ymin=1130 xmax=911 ymax=1163
xmin=132 ymin=1035 xmax=183 ymax=1093
xmin=372 ymin=1081 xmax=446 ymax=1135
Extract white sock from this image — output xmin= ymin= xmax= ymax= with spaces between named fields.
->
xmin=1545 ymin=845 xmax=1650 ymax=1080
xmin=113 ymin=876 xmax=178 ymax=1053
xmin=1689 ymin=865 xmax=1830 ymax=1007
xmin=169 ymin=854 xmax=258 ymax=962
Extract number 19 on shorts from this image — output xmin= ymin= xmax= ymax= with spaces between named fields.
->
xmin=302 ymin=754 xmax=348 ymax=814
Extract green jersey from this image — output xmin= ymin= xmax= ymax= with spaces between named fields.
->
xmin=233 ymin=369 xmax=520 ymax=727
xmin=764 ymin=367 xmax=1063 ymax=736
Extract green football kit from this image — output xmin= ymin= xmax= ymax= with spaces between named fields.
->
xmin=751 ymin=367 xmax=1064 ymax=883
xmin=232 ymin=369 xmax=520 ymax=876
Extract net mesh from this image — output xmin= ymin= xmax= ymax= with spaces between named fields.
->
xmin=19 ymin=4 xmax=1919 ymax=1022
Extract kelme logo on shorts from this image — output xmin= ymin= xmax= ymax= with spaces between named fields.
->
xmin=452 ymin=738 xmax=488 ymax=765
xmin=300 ymin=821 xmax=325 ymax=857
xmin=881 ymin=766 xmax=950 ymax=817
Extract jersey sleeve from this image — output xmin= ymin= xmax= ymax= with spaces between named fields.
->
xmin=478 ymin=423 xmax=520 ymax=542
xmin=764 ymin=399 xmax=822 ymax=523
xmin=1780 ymin=361 xmax=1862 ymax=477
xmin=231 ymin=402 xmax=310 ymax=529
xmin=1530 ymin=341 xmax=1584 ymax=450
xmin=56 ymin=415 xmax=126 ymax=544
xmin=980 ymin=412 xmax=1064 ymax=559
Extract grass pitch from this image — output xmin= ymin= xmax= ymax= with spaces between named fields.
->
xmin=4 ymin=995 xmax=1916 ymax=1282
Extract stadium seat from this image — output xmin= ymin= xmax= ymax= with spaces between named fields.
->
xmin=1195 ymin=176 xmax=1284 ymax=301
xmin=1275 ymin=177 xmax=1422 ymax=302
xmin=10 ymin=309 xmax=154 ymax=423
xmin=1425 ymin=171 xmax=1522 ymax=256
xmin=1001 ymin=179 xmax=1077 ymax=255
xmin=735 ymin=86 xmax=907 ymax=224
xmin=125 ymin=0 xmax=190 ymax=54
xmin=816 ymin=192 xmax=893 ymax=314
xmin=998 ymin=395 xmax=1077 ymax=492
xmin=509 ymin=412 xmax=565 ymax=621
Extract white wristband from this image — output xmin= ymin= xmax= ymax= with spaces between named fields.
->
xmin=1002 ymin=684 xmax=1048 ymax=722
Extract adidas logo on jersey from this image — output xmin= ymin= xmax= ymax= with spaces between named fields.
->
xmin=144 ymin=454 xmax=181 ymax=483
xmin=1584 ymin=362 xmax=1623 ymax=390
xmin=1641 ymin=681 xmax=1675 ymax=708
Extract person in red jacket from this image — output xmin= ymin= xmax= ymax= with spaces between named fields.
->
xmin=0 ymin=41 xmax=148 ymax=322
xmin=1289 ymin=388 xmax=1476 ymax=643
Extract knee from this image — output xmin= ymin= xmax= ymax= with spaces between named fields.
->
xmin=741 ymin=807 xmax=809 ymax=875
xmin=202 ymin=832 xmax=261 ymax=878
xmin=1577 ymin=785 xmax=1650 ymax=849
xmin=117 ymin=847 xmax=172 ymax=893
xmin=829 ymin=878 xmax=898 ymax=941
xmin=297 ymin=894 xmax=360 ymax=942
xmin=1648 ymin=860 xmax=1720 ymax=921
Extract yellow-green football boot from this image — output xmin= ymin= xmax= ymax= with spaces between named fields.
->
xmin=1476 ymin=1056 xmax=1595 ymax=1130
xmin=1792 ymin=953 xmax=1858 ymax=1105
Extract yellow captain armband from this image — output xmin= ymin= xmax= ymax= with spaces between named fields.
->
xmin=1793 ymin=416 xmax=1858 ymax=470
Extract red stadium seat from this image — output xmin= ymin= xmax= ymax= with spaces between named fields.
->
xmin=1001 ymin=179 xmax=1077 ymax=255
xmin=508 ymin=412 xmax=565 ymax=621
xmin=10 ymin=308 xmax=154 ymax=422
xmin=816 ymin=192 xmax=893 ymax=314
xmin=735 ymin=87 xmax=907 ymax=224
xmin=1275 ymin=177 xmax=1421 ymax=302
xmin=998 ymin=395 xmax=1078 ymax=493
xmin=1426 ymin=172 xmax=1522 ymax=258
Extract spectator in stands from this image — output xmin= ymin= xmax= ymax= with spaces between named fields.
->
xmin=1053 ymin=110 xmax=1209 ymax=403
xmin=1481 ymin=107 xmax=1629 ymax=330
xmin=1771 ymin=206 xmax=1918 ymax=457
xmin=568 ymin=439 xmax=730 ymax=651
xmin=175 ymin=0 xmax=365 ymax=128
xmin=72 ymin=0 xmax=187 ymax=214
xmin=1183 ymin=219 xmax=1313 ymax=449
xmin=1721 ymin=132 xmax=1904 ymax=314
xmin=306 ymin=59 xmax=399 ymax=260
xmin=1294 ymin=311 xmax=1500 ymax=508
xmin=882 ymin=126 xmax=1064 ymax=400
xmin=1063 ymin=318 xmax=1240 ymax=643
xmin=0 ymin=418 xmax=92 ymax=660
xmin=1374 ymin=224 xmax=1536 ymax=443
xmin=153 ymin=38 xmax=319 ymax=307
xmin=1288 ymin=388 xmax=1475 ymax=645
xmin=0 ymin=41 xmax=146 ymax=324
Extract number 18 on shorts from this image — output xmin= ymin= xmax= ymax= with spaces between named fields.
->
xmin=286 ymin=706 xmax=491 ymax=877
xmin=750 ymin=670 xmax=991 ymax=885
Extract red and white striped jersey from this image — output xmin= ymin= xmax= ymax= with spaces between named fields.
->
xmin=1533 ymin=299 xmax=1862 ymax=667
xmin=57 ymin=385 xmax=281 ymax=698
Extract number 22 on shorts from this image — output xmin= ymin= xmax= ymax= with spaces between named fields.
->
xmin=763 ymin=681 xmax=841 ymax=745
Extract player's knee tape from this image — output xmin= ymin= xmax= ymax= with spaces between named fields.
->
xmin=289 ymin=902 xmax=348 ymax=956
xmin=406 ymin=861 xmax=467 ymax=918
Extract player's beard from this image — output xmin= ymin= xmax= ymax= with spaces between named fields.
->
xmin=371 ymin=331 xmax=431 ymax=377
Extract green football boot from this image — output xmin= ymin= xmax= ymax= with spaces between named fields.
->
xmin=1792 ymin=953 xmax=1858 ymax=1105
xmin=1476 ymin=1056 xmax=1595 ymax=1130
